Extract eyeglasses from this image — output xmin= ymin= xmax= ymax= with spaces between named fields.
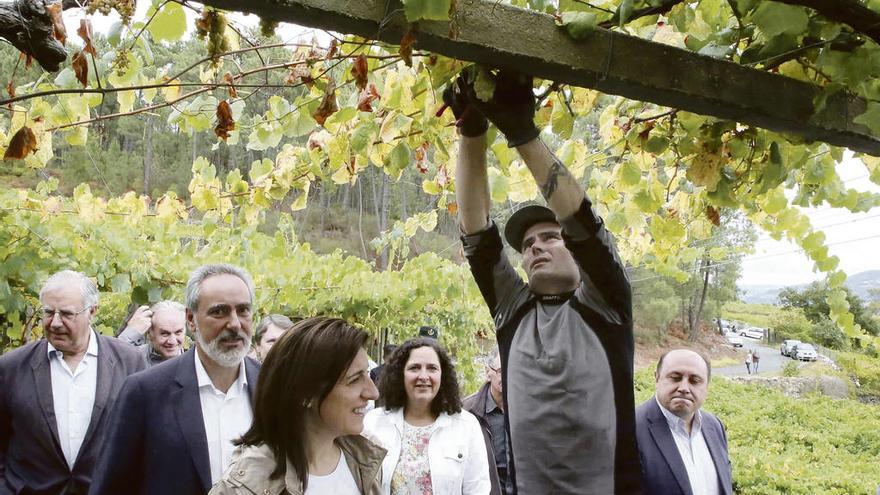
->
xmin=40 ymin=306 xmax=92 ymax=321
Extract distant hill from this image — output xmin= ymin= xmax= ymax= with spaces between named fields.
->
xmin=739 ymin=270 xmax=880 ymax=305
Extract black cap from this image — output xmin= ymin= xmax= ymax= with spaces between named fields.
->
xmin=418 ymin=326 xmax=439 ymax=339
xmin=504 ymin=204 xmax=558 ymax=253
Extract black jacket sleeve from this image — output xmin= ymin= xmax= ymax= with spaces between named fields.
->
xmin=461 ymin=222 xmax=530 ymax=328
xmin=560 ymin=198 xmax=632 ymax=323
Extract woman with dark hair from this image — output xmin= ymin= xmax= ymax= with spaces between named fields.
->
xmin=210 ymin=316 xmax=385 ymax=494
xmin=364 ymin=338 xmax=490 ymax=495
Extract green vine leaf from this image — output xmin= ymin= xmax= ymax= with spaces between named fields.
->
xmin=749 ymin=2 xmax=809 ymax=38
xmin=853 ymin=102 xmax=880 ymax=136
xmin=556 ymin=11 xmax=597 ymax=40
xmin=402 ymin=0 xmax=452 ymax=22
xmin=147 ymin=2 xmax=187 ymax=42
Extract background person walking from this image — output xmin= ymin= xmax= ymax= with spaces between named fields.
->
xmin=744 ymin=351 xmax=753 ymax=374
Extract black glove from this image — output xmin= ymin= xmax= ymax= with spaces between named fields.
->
xmin=441 ymin=77 xmax=488 ymax=137
xmin=466 ymin=70 xmax=540 ymax=148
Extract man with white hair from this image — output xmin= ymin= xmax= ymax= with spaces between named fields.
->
xmin=0 ymin=270 xmax=146 ymax=494
xmin=89 ymin=264 xmax=260 ymax=495
xmin=117 ymin=301 xmax=187 ymax=366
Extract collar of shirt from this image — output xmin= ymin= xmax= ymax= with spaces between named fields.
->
xmin=485 ymin=389 xmax=503 ymax=415
xmin=47 ymin=328 xmax=99 ymax=360
xmin=655 ymin=395 xmax=703 ymax=437
xmin=149 ymin=344 xmax=181 ymax=363
xmin=194 ymin=350 xmax=248 ymax=396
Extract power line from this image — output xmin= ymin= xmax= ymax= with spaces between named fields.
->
xmin=629 ymin=232 xmax=880 ymax=284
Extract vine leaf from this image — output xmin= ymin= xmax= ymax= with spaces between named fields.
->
xmin=78 ymin=19 xmax=96 ymax=56
xmin=556 ymin=11 xmax=597 ymax=40
xmin=72 ymin=51 xmax=89 ymax=87
xmin=706 ymin=206 xmax=721 ymax=227
xmin=399 ymin=30 xmax=417 ymax=67
xmin=214 ymin=100 xmax=235 ymax=140
xmin=46 ymin=3 xmax=66 ymax=45
xmin=357 ymin=84 xmax=381 ymax=112
xmin=313 ymin=81 xmax=339 ymax=126
xmin=749 ymin=3 xmax=809 ymax=38
xmin=285 ymin=65 xmax=313 ymax=87
xmin=352 ymin=54 xmax=369 ymax=90
xmin=402 ymin=0 xmax=452 ymax=22
xmin=3 ymin=126 xmax=37 ymax=160
xmin=853 ymin=102 xmax=880 ymax=136
xmin=147 ymin=2 xmax=188 ymax=43
xmin=223 ymin=72 xmax=237 ymax=97
xmin=415 ymin=142 xmax=429 ymax=173
xmin=473 ymin=68 xmax=495 ymax=102
xmin=617 ymin=0 xmax=633 ymax=26
xmin=326 ymin=39 xmax=338 ymax=59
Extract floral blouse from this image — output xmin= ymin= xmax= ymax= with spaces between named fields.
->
xmin=390 ymin=422 xmax=434 ymax=494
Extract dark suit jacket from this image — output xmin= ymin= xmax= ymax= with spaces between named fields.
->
xmin=0 ymin=335 xmax=147 ymax=495
xmin=88 ymin=348 xmax=259 ymax=495
xmin=635 ymin=398 xmax=733 ymax=495
xmin=462 ymin=382 xmax=503 ymax=495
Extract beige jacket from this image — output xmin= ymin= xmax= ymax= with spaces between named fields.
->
xmin=209 ymin=435 xmax=387 ymax=495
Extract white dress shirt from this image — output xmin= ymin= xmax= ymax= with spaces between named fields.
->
xmin=47 ymin=330 xmax=99 ymax=469
xmin=194 ymin=353 xmax=253 ymax=484
xmin=656 ymin=397 xmax=720 ymax=495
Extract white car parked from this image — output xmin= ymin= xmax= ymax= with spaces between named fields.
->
xmin=794 ymin=343 xmax=818 ymax=361
xmin=780 ymin=339 xmax=801 ymax=357
xmin=739 ymin=327 xmax=765 ymax=339
xmin=724 ymin=332 xmax=743 ymax=347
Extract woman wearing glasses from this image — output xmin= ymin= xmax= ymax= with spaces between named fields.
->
xmin=364 ymin=338 xmax=491 ymax=495
xmin=210 ymin=317 xmax=385 ymax=494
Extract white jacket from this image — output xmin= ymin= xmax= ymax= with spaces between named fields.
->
xmin=363 ymin=407 xmax=491 ymax=495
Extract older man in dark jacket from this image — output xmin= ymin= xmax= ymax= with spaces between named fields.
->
xmin=463 ymin=351 xmax=509 ymax=495
xmin=0 ymin=270 xmax=146 ymax=495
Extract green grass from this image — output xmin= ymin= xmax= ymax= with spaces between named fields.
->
xmin=711 ymin=357 xmax=740 ymax=368
xmin=722 ymin=301 xmax=785 ymax=328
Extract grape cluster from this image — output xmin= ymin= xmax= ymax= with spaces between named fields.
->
xmin=196 ymin=10 xmax=229 ymax=65
xmin=86 ymin=0 xmax=135 ymax=24
xmin=259 ymin=18 xmax=278 ymax=39
xmin=112 ymin=48 xmax=130 ymax=76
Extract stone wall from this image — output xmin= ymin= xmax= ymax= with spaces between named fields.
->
xmin=725 ymin=375 xmax=851 ymax=399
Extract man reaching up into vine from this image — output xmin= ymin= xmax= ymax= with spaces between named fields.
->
xmin=448 ymin=69 xmax=641 ymax=494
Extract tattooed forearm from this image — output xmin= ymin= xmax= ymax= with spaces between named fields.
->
xmin=540 ymin=158 xmax=568 ymax=201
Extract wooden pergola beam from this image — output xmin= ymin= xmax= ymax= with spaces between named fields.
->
xmin=201 ymin=0 xmax=880 ymax=155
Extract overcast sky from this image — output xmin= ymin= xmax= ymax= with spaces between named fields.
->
xmin=739 ymin=153 xmax=880 ymax=287
xmin=64 ymin=9 xmax=879 ymax=288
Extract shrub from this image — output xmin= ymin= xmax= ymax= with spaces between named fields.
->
xmin=770 ymin=308 xmax=811 ymax=342
xmin=836 ymin=351 xmax=880 ymax=397
xmin=810 ymin=316 xmax=849 ymax=350
xmin=782 ymin=360 xmax=800 ymax=377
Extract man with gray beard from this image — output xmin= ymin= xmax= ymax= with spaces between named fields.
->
xmin=89 ymin=264 xmax=260 ymax=495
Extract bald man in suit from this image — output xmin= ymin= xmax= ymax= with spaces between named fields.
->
xmin=636 ymin=349 xmax=733 ymax=495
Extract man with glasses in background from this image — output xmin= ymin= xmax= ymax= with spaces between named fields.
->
xmin=464 ymin=349 xmax=512 ymax=494
xmin=0 ymin=270 xmax=146 ymax=494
